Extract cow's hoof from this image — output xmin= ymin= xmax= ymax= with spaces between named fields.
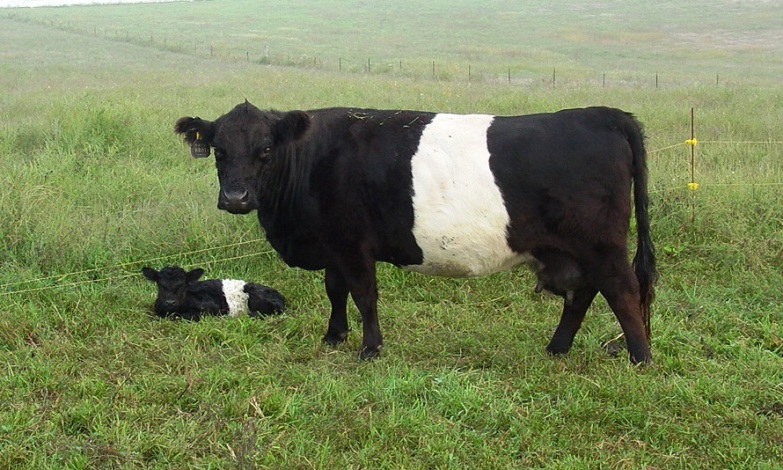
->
xmin=322 ymin=331 xmax=348 ymax=347
xmin=545 ymin=340 xmax=572 ymax=356
xmin=358 ymin=345 xmax=382 ymax=361
xmin=605 ymin=335 xmax=652 ymax=365
xmin=629 ymin=351 xmax=653 ymax=366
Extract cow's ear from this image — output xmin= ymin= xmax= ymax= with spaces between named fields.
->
xmin=275 ymin=111 xmax=311 ymax=144
xmin=174 ymin=117 xmax=214 ymax=158
xmin=141 ymin=267 xmax=159 ymax=282
xmin=185 ymin=268 xmax=204 ymax=283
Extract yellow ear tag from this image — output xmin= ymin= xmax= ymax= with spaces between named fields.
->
xmin=190 ymin=130 xmax=210 ymax=158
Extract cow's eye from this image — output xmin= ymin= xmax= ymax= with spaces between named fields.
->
xmin=259 ymin=139 xmax=273 ymax=158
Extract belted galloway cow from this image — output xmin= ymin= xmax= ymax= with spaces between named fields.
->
xmin=174 ymin=102 xmax=657 ymax=363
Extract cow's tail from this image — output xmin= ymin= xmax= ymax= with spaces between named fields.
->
xmin=625 ymin=113 xmax=658 ymax=341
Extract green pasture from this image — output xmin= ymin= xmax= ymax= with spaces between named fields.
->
xmin=1 ymin=2 xmax=782 ymax=468
xmin=3 ymin=0 xmax=783 ymax=85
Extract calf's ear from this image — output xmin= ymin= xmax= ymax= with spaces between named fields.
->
xmin=274 ymin=111 xmax=311 ymax=144
xmin=185 ymin=268 xmax=205 ymax=283
xmin=141 ymin=267 xmax=158 ymax=282
xmin=174 ymin=117 xmax=214 ymax=158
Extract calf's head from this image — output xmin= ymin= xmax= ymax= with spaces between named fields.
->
xmin=141 ymin=266 xmax=204 ymax=315
xmin=174 ymin=101 xmax=310 ymax=214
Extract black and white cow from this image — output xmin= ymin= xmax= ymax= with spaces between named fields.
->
xmin=141 ymin=266 xmax=286 ymax=321
xmin=174 ymin=102 xmax=657 ymax=363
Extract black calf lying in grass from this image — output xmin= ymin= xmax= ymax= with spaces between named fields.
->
xmin=141 ymin=266 xmax=286 ymax=321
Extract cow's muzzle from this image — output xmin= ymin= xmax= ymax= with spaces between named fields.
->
xmin=218 ymin=189 xmax=253 ymax=214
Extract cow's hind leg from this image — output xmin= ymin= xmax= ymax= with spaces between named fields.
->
xmin=546 ymin=287 xmax=598 ymax=355
xmin=322 ymin=266 xmax=350 ymax=346
xmin=595 ymin=254 xmax=652 ymax=364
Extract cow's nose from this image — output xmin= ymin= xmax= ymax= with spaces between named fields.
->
xmin=218 ymin=189 xmax=252 ymax=214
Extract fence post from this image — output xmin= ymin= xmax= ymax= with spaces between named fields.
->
xmin=686 ymin=107 xmax=700 ymax=222
xmin=688 ymin=107 xmax=698 ymax=189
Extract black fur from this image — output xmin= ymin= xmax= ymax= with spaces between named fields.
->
xmin=175 ymin=103 xmax=656 ymax=363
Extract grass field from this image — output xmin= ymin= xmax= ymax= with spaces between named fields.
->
xmin=4 ymin=0 xmax=783 ymax=86
xmin=1 ymin=1 xmax=782 ymax=468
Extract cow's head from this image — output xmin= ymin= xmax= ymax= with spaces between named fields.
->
xmin=141 ymin=266 xmax=204 ymax=316
xmin=174 ymin=101 xmax=310 ymax=214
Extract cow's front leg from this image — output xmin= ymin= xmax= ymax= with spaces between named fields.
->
xmin=340 ymin=260 xmax=382 ymax=360
xmin=352 ymin=285 xmax=382 ymax=360
xmin=322 ymin=266 xmax=350 ymax=346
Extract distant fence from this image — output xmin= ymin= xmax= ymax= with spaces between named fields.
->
xmin=3 ymin=13 xmax=735 ymax=88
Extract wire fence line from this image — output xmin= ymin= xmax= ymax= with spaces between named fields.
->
xmin=2 ymin=13 xmax=743 ymax=89
xmin=0 ymin=240 xmax=273 ymax=296
xmin=650 ymin=138 xmax=783 ymax=191
xmin=4 ymin=135 xmax=780 ymax=297
xmin=2 ymin=12 xmax=782 ymax=295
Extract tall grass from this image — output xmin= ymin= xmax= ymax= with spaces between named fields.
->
xmin=1 ymin=5 xmax=782 ymax=469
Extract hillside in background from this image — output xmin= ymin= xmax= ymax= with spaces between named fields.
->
xmin=2 ymin=0 xmax=782 ymax=86
xmin=0 ymin=0 xmax=179 ymax=7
